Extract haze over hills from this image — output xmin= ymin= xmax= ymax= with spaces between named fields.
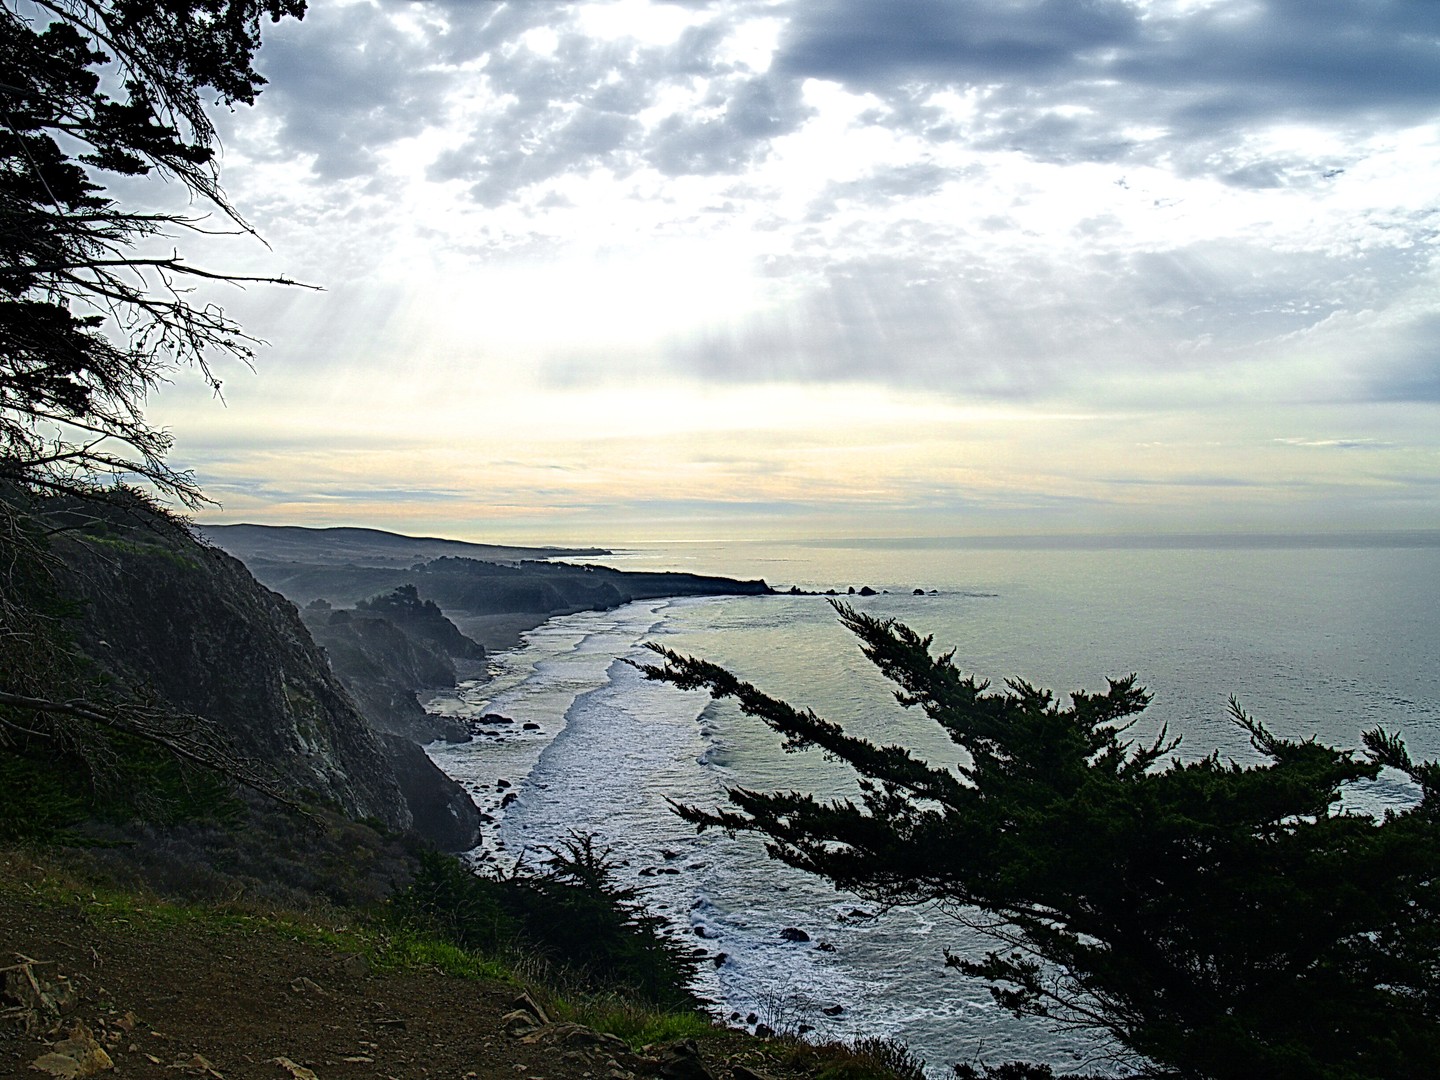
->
xmin=199 ymin=522 xmax=605 ymax=568
xmin=201 ymin=521 xmax=771 ymax=654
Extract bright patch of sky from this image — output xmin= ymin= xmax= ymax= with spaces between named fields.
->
xmin=149 ymin=0 xmax=1440 ymax=543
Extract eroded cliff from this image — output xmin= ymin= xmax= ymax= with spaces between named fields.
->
xmin=45 ymin=500 xmax=480 ymax=850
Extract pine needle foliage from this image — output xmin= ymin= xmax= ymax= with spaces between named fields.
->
xmin=1 ymin=0 xmax=309 ymax=504
xmin=393 ymin=836 xmax=703 ymax=1012
xmin=1 ymin=0 xmax=305 ymax=816
xmin=635 ymin=602 xmax=1440 ymax=1080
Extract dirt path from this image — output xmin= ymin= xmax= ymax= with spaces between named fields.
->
xmin=1 ymin=882 xmax=596 ymax=1080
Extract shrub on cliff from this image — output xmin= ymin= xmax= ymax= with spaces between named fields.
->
xmin=636 ymin=602 xmax=1440 ymax=1080
xmin=394 ymin=837 xmax=702 ymax=1011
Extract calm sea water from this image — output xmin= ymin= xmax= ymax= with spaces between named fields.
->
xmin=427 ymin=539 xmax=1440 ymax=1075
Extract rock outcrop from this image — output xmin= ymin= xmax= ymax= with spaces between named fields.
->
xmin=355 ymin=584 xmax=487 ymax=667
xmin=300 ymin=601 xmax=472 ymax=745
xmin=378 ymin=733 xmax=481 ymax=852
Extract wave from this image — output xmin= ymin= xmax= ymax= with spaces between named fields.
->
xmin=427 ymin=588 xmax=1208 ymax=1073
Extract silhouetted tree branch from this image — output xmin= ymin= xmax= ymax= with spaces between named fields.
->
xmin=636 ymin=602 xmax=1440 ymax=1080
xmin=0 ymin=0 xmax=310 ymax=504
xmin=0 ymin=1 xmax=308 ymax=819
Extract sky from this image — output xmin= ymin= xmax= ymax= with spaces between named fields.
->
xmin=147 ymin=0 xmax=1440 ymax=544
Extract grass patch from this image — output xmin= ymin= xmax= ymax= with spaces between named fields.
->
xmin=0 ymin=851 xmax=505 ymax=982
xmin=367 ymin=927 xmax=514 ymax=981
xmin=553 ymin=996 xmax=717 ymax=1049
xmin=80 ymin=532 xmax=201 ymax=571
xmin=2 ymin=849 xmax=937 ymax=1080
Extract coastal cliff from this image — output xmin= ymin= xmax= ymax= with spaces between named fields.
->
xmin=202 ymin=523 xmax=772 ymax=653
xmin=299 ymin=589 xmax=479 ymax=745
xmin=43 ymin=500 xmax=481 ymax=851
xmin=10 ymin=512 xmax=773 ymax=857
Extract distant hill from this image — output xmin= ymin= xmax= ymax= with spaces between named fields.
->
xmin=199 ymin=522 xmax=771 ymax=654
xmin=198 ymin=522 xmax=605 ymax=569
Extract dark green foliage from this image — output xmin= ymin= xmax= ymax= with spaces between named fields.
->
xmin=637 ymin=602 xmax=1440 ymax=1080
xmin=392 ymin=849 xmax=514 ymax=953
xmin=518 ymin=833 xmax=705 ymax=1009
xmin=0 ymin=728 xmax=243 ymax=844
xmin=0 ymin=740 xmax=92 ymax=841
xmin=393 ymin=837 xmax=703 ymax=1010
xmin=1 ymin=0 xmax=305 ymax=503
xmin=816 ymin=1036 xmax=928 ymax=1080
xmin=356 ymin=583 xmax=486 ymax=661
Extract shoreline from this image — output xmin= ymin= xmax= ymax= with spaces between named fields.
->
xmin=447 ymin=610 xmax=562 ymax=654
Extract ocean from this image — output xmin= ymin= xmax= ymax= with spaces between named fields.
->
xmin=425 ymin=537 xmax=1440 ymax=1075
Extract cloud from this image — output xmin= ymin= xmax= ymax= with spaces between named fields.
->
xmin=421 ymin=14 xmax=813 ymax=203
xmin=658 ymin=249 xmax=1144 ymax=398
xmin=805 ymin=161 xmax=958 ymax=218
xmin=239 ymin=0 xmax=1439 ymax=210
xmin=652 ymin=231 xmax=1440 ymax=407
xmin=1274 ymin=438 xmax=1396 ymax=451
xmin=252 ymin=2 xmax=456 ymax=180
xmin=187 ymin=0 xmax=1439 ymax=541
xmin=776 ymin=0 xmax=1440 ymax=178
xmin=778 ymin=0 xmax=1139 ymax=86
xmin=646 ymin=72 xmax=813 ymax=174
xmin=1363 ymin=314 xmax=1440 ymax=403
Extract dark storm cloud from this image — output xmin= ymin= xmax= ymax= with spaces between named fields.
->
xmin=778 ymin=0 xmax=1140 ymax=85
xmin=255 ymin=1 xmax=1437 ymax=200
xmin=777 ymin=0 xmax=1440 ymax=174
xmin=1116 ymin=0 xmax=1440 ymax=120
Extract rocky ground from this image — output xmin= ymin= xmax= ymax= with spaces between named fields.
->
xmin=0 ymin=856 xmax=864 ymax=1080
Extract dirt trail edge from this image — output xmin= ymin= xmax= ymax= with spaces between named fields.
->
xmin=0 ymin=882 xmax=774 ymax=1080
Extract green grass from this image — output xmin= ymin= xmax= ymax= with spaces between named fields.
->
xmin=4 ymin=853 xmax=713 ymax=1054
xmin=366 ymin=927 xmax=514 ymax=981
xmin=15 ymin=861 xmax=712 ymax=1052
xmin=80 ymin=532 xmax=201 ymax=570
xmin=2 ymin=851 xmax=936 ymax=1080
xmin=553 ymin=996 xmax=717 ymax=1048
xmin=1 ymin=856 xmax=504 ymax=980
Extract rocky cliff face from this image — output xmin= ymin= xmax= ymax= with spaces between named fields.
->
xmin=355 ymin=585 xmax=487 ymax=667
xmin=301 ymin=603 xmax=473 ymax=745
xmin=49 ymin=503 xmax=479 ymax=851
